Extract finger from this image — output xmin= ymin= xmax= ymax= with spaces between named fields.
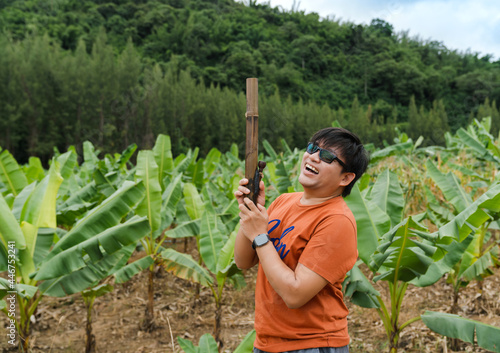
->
xmin=243 ymin=196 xmax=259 ymax=211
xmin=239 ymin=178 xmax=249 ymax=186
xmin=238 ymin=185 xmax=250 ymax=194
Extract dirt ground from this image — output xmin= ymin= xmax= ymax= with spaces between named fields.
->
xmin=2 ymin=247 xmax=500 ymax=353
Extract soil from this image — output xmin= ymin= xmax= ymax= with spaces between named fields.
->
xmin=2 ymin=244 xmax=500 ymax=353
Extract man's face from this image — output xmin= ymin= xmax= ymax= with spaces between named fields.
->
xmin=298 ymin=143 xmax=352 ymax=198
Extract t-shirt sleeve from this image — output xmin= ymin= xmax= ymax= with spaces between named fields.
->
xmin=298 ymin=214 xmax=358 ymax=284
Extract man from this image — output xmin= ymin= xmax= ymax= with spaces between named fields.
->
xmin=234 ymin=127 xmax=369 ymax=353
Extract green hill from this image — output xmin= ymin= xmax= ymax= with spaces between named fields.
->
xmin=0 ymin=0 xmax=499 ymax=162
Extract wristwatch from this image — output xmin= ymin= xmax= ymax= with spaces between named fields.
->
xmin=252 ymin=233 xmax=270 ymax=250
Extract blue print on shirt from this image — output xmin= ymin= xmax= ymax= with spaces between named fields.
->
xmin=268 ymin=219 xmax=293 ymax=259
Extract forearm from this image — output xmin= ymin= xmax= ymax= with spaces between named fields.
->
xmin=234 ymin=226 xmax=258 ymax=269
xmin=255 ymin=242 xmax=303 ymax=308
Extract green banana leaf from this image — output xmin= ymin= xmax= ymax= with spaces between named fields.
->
xmin=345 ymin=184 xmax=391 ymax=266
xmin=183 ymin=182 xmax=204 ymax=220
xmin=21 ymin=160 xmax=63 ymax=229
xmin=203 ymin=147 xmax=221 ymax=180
xmin=0 ymin=148 xmax=28 ymax=196
xmin=39 ymin=243 xmax=137 ymax=297
xmin=343 ymin=262 xmax=381 ymax=309
xmin=160 ymin=248 xmax=213 ymax=287
xmin=178 ymin=333 xmax=219 ymax=353
xmin=199 ymin=206 xmax=226 ymax=274
xmin=153 ymin=134 xmax=174 ymax=188
xmin=114 ymin=255 xmax=155 ymax=283
xmin=369 ymin=140 xmax=414 ymax=164
xmin=411 ymin=233 xmax=474 ymax=287
xmin=459 ymin=242 xmax=496 ymax=282
xmin=0 ymin=192 xmax=26 ymax=249
xmin=426 ymin=159 xmax=472 ymax=213
xmin=263 ymin=139 xmax=278 ymax=160
xmin=0 ymin=278 xmax=38 ymax=300
xmin=233 ymin=330 xmax=256 ymax=353
xmin=186 ymin=158 xmax=204 ymax=189
xmin=34 ymin=216 xmax=150 ymax=281
xmin=456 ymin=127 xmax=500 ymax=164
xmin=371 ymin=217 xmax=436 ymax=283
xmin=160 ymin=173 xmax=183 ymax=233
xmin=116 ymin=143 xmax=138 ymax=171
xmin=135 ymin=150 xmax=162 ymax=233
xmin=368 ymin=169 xmax=404 ymax=228
xmin=24 ymin=157 xmax=45 ymax=184
xmin=56 ymin=150 xmax=78 ymax=196
xmin=164 ymin=219 xmax=200 ymax=239
xmin=216 ymin=227 xmax=239 ymax=293
xmin=437 ymin=182 xmax=500 ymax=241
xmin=422 ymin=311 xmax=500 ymax=353
xmin=46 ymin=180 xmax=145 ymax=260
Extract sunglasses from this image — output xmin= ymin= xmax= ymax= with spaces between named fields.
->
xmin=306 ymin=142 xmax=346 ymax=168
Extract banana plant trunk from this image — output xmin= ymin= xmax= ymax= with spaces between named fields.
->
xmin=214 ymin=300 xmax=223 ymax=351
xmin=85 ymin=299 xmax=96 ymax=353
xmin=142 ymin=265 xmax=156 ymax=331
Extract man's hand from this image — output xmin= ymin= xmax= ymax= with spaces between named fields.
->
xmin=234 ymin=178 xmax=265 ymax=208
xmin=238 ymin=196 xmax=269 ymax=242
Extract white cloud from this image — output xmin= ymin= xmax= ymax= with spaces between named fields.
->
xmin=252 ymin=0 xmax=500 ymax=60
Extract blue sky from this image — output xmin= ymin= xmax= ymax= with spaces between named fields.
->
xmin=248 ymin=0 xmax=500 ymax=60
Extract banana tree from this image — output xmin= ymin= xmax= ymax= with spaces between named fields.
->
xmin=162 ymin=195 xmax=243 ymax=350
xmin=0 ymin=144 xmax=147 ymax=351
xmin=424 ymin=159 xmax=500 ymax=314
xmin=114 ymin=134 xmax=184 ymax=331
xmin=345 ymin=172 xmax=500 ymax=352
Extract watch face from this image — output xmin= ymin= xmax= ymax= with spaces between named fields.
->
xmin=254 ymin=234 xmax=269 ymax=248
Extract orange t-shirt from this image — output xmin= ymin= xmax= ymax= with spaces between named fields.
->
xmin=254 ymin=192 xmax=358 ymax=352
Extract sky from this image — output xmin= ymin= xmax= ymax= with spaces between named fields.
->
xmin=249 ymin=0 xmax=500 ymax=61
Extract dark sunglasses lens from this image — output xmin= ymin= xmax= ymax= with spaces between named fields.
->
xmin=319 ymin=150 xmax=335 ymax=163
xmin=306 ymin=143 xmax=316 ymax=153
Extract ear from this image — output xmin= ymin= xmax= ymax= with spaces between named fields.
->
xmin=339 ymin=172 xmax=356 ymax=187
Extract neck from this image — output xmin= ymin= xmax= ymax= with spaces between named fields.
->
xmin=300 ymin=191 xmax=343 ymax=205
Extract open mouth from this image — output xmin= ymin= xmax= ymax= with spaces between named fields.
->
xmin=305 ymin=163 xmax=319 ymax=174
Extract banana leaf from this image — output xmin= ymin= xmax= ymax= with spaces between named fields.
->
xmin=411 ymin=233 xmax=474 ymax=287
xmin=39 ymin=244 xmax=137 ymax=297
xmin=153 ymin=135 xmax=174 ymax=187
xmin=199 ymin=206 xmax=226 ymax=273
xmin=0 ymin=148 xmax=28 ymax=196
xmin=203 ymin=147 xmax=221 ymax=180
xmin=183 ymin=182 xmax=204 ymax=220
xmin=343 ymin=262 xmax=381 ymax=309
xmin=368 ymin=169 xmax=404 ymax=228
xmin=114 ymin=255 xmax=155 ymax=283
xmin=0 ymin=192 xmax=26 ymax=249
xmin=34 ymin=216 xmax=150 ymax=281
xmin=422 ymin=311 xmax=500 ymax=353
xmin=233 ymin=330 xmax=256 ymax=353
xmin=21 ymin=160 xmax=63 ymax=229
xmin=24 ymin=157 xmax=45 ymax=184
xmin=371 ymin=217 xmax=436 ymax=283
xmin=46 ymin=180 xmax=145 ymax=260
xmin=160 ymin=248 xmax=213 ymax=287
xmin=345 ymin=183 xmax=391 ymax=266
xmin=437 ymin=182 xmax=500 ymax=241
xmin=426 ymin=159 xmax=472 ymax=213
xmin=135 ymin=150 xmax=162 ymax=233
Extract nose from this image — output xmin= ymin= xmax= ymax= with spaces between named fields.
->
xmin=308 ymin=150 xmax=321 ymax=163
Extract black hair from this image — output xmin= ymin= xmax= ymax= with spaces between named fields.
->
xmin=310 ymin=127 xmax=369 ymax=197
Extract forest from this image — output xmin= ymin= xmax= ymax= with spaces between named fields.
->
xmin=0 ymin=0 xmax=500 ymax=164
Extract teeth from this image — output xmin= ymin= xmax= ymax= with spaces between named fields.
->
xmin=306 ymin=163 xmax=319 ymax=174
